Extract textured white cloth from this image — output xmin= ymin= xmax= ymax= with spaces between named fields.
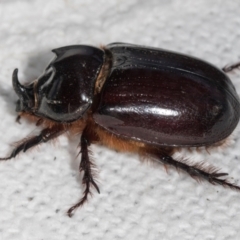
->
xmin=0 ymin=1 xmax=240 ymax=239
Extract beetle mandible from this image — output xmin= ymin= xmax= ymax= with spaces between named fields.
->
xmin=1 ymin=43 xmax=240 ymax=217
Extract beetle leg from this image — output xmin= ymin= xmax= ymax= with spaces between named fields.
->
xmin=67 ymin=127 xmax=100 ymax=217
xmin=154 ymin=150 xmax=240 ymax=191
xmin=222 ymin=61 xmax=240 ymax=72
xmin=0 ymin=125 xmax=65 ymax=160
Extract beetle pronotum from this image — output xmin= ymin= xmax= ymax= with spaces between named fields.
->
xmin=1 ymin=43 xmax=240 ymax=217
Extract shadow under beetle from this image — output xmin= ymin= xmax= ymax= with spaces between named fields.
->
xmin=1 ymin=43 xmax=240 ymax=217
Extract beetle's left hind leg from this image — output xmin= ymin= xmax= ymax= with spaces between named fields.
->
xmin=149 ymin=148 xmax=240 ymax=191
xmin=222 ymin=61 xmax=240 ymax=72
xmin=67 ymin=127 xmax=100 ymax=217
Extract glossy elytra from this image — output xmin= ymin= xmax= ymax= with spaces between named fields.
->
xmin=1 ymin=43 xmax=240 ymax=217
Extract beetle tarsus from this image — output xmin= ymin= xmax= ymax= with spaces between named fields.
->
xmin=155 ymin=151 xmax=240 ymax=191
xmin=222 ymin=61 xmax=240 ymax=72
xmin=67 ymin=127 xmax=100 ymax=217
xmin=0 ymin=125 xmax=65 ymax=161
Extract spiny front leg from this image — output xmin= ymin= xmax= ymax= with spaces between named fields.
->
xmin=0 ymin=125 xmax=65 ymax=161
xmin=151 ymin=149 xmax=240 ymax=191
xmin=67 ymin=127 xmax=100 ymax=217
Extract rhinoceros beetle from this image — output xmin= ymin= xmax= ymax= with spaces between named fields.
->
xmin=1 ymin=43 xmax=240 ymax=217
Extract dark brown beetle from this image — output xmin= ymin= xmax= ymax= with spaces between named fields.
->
xmin=1 ymin=43 xmax=240 ymax=217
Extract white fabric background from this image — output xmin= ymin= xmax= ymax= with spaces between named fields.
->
xmin=0 ymin=1 xmax=240 ymax=239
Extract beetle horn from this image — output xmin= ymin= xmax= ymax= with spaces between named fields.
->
xmin=12 ymin=68 xmax=31 ymax=100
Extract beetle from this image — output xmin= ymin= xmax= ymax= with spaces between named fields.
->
xmin=0 ymin=43 xmax=240 ymax=217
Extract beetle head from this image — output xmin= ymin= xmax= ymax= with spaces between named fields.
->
xmin=13 ymin=45 xmax=104 ymax=122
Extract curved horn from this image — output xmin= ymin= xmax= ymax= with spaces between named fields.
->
xmin=12 ymin=69 xmax=30 ymax=100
